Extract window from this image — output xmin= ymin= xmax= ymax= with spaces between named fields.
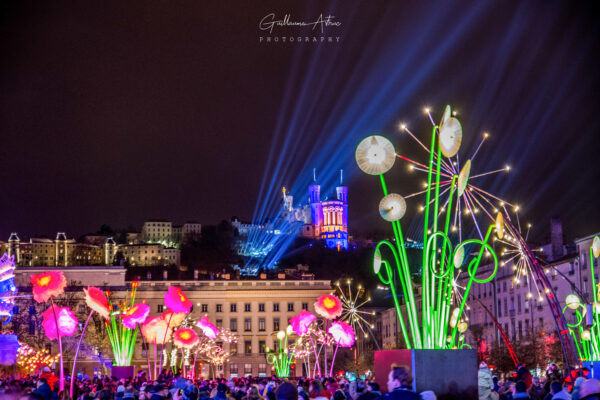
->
xmin=287 ymin=302 xmax=294 ymax=312
xmin=259 ymin=318 xmax=266 ymax=331
xmin=245 ymin=303 xmax=251 ymax=312
xmin=244 ymin=363 xmax=253 ymax=375
xmin=498 ymin=300 xmax=502 ymax=317
xmin=517 ymin=294 xmax=522 ymax=313
xmin=259 ymin=303 xmax=265 ymax=312
xmin=29 ymin=321 xmax=35 ymax=335
xmin=201 ymin=304 xmax=208 ymax=313
xmin=12 ymin=306 xmax=19 ymax=314
xmin=503 ymin=281 xmax=507 ymax=292
xmin=518 ymin=321 xmax=522 ymax=339
xmin=78 ymin=304 xmax=86 ymax=314
xmin=216 ymin=304 xmax=223 ymax=313
xmin=230 ymin=343 xmax=238 ymax=355
xmin=244 ymin=341 xmax=252 ymax=354
xmin=244 ymin=318 xmax=251 ymax=331
xmin=230 ymin=364 xmax=238 ymax=375
xmin=216 ymin=319 xmax=223 ymax=327
xmin=503 ymin=299 xmax=507 ymax=315
xmin=231 ymin=303 xmax=237 ymax=312
xmin=157 ymin=304 xmax=164 ymax=313
xmin=273 ymin=317 xmax=280 ymax=331
xmin=273 ymin=303 xmax=279 ymax=312
xmin=259 ymin=340 xmax=266 ymax=354
xmin=258 ymin=363 xmax=267 ymax=376
xmin=230 ymin=318 xmax=237 ymax=332
xmin=28 ymin=306 xmax=36 ymax=315
xmin=302 ymin=302 xmax=308 ymax=311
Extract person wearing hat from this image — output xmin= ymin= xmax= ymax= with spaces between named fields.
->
xmin=579 ymin=378 xmax=600 ymax=399
xmin=478 ymin=362 xmax=496 ymax=400
xmin=275 ymin=382 xmax=298 ymax=400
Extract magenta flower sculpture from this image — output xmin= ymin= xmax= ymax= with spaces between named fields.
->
xmin=121 ymin=303 xmax=151 ymax=329
xmin=290 ymin=310 xmax=316 ymax=336
xmin=30 ymin=271 xmax=67 ymax=303
xmin=328 ymin=321 xmax=355 ymax=347
xmin=42 ymin=306 xmax=78 ymax=340
xmin=314 ymin=294 xmax=343 ymax=320
xmin=83 ymin=286 xmax=110 ymax=319
xmin=196 ymin=316 xmax=219 ymax=339
xmin=164 ymin=286 xmax=192 ymax=313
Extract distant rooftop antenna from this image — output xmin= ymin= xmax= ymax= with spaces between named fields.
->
xmin=313 ymin=168 xmax=316 ymax=182
xmin=340 ymin=169 xmax=343 ymax=186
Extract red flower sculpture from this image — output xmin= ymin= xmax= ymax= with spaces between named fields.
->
xmin=314 ymin=294 xmax=343 ymax=320
xmin=173 ymin=328 xmax=200 ymax=349
xmin=289 ymin=310 xmax=316 ymax=336
xmin=83 ymin=286 xmax=110 ymax=319
xmin=30 ymin=271 xmax=67 ymax=303
xmin=328 ymin=321 xmax=355 ymax=347
xmin=42 ymin=306 xmax=78 ymax=340
xmin=164 ymin=286 xmax=192 ymax=313
xmin=121 ymin=303 xmax=151 ymax=329
xmin=196 ymin=316 xmax=219 ymax=339
xmin=141 ymin=316 xmax=172 ymax=344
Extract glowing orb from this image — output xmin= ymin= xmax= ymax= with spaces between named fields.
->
xmin=439 ymin=117 xmax=462 ymax=157
xmin=495 ymin=213 xmax=504 ymax=239
xmin=277 ymin=331 xmax=286 ymax=340
xmin=566 ymin=294 xmax=581 ymax=310
xmin=457 ymin=321 xmax=468 ymax=333
xmin=582 ymin=330 xmax=591 ymax=341
xmin=378 ymin=194 xmax=407 ymax=221
xmin=593 ymin=236 xmax=600 ymax=258
xmin=453 ymin=247 xmax=465 ymax=268
xmin=457 ymin=160 xmax=471 ymax=197
xmin=355 ymin=136 xmax=396 ymax=175
xmin=594 ymin=303 xmax=600 ymax=314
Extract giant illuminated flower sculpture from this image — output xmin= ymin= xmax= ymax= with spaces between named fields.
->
xmin=42 ymin=306 xmax=78 ymax=340
xmin=196 ymin=316 xmax=219 ymax=339
xmin=173 ymin=328 xmax=199 ymax=349
xmin=142 ymin=316 xmax=172 ymax=344
xmin=161 ymin=311 xmax=186 ymax=328
xmin=121 ymin=303 xmax=151 ymax=329
xmin=314 ymin=294 xmax=343 ymax=320
xmin=328 ymin=321 xmax=355 ymax=347
xmin=83 ymin=286 xmax=110 ymax=319
xmin=164 ymin=286 xmax=192 ymax=313
xmin=30 ymin=271 xmax=67 ymax=303
xmin=290 ymin=310 xmax=316 ymax=336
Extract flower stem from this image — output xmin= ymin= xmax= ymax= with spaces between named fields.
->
xmin=50 ymin=297 xmax=64 ymax=394
xmin=70 ymin=310 xmax=94 ymax=399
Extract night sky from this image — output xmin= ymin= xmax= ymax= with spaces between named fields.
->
xmin=1 ymin=1 xmax=599 ymax=243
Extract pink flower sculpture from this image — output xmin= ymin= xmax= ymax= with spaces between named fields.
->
xmin=314 ymin=294 xmax=343 ymax=320
xmin=42 ymin=306 xmax=78 ymax=340
xmin=141 ymin=316 xmax=172 ymax=344
xmin=164 ymin=286 xmax=192 ymax=313
xmin=30 ymin=271 xmax=67 ymax=303
xmin=121 ymin=303 xmax=150 ymax=329
xmin=161 ymin=311 xmax=186 ymax=328
xmin=173 ymin=328 xmax=200 ymax=349
xmin=290 ymin=310 xmax=316 ymax=335
xmin=83 ymin=286 xmax=110 ymax=319
xmin=328 ymin=321 xmax=355 ymax=347
xmin=196 ymin=316 xmax=219 ymax=339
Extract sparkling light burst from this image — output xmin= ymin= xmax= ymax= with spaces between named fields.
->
xmin=335 ymin=280 xmax=376 ymax=342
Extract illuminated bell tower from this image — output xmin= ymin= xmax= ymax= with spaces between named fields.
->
xmin=8 ymin=233 xmax=20 ymax=265
xmin=309 ymin=184 xmax=323 ymax=237
xmin=55 ymin=232 xmax=68 ymax=267
xmin=104 ymin=237 xmax=117 ymax=266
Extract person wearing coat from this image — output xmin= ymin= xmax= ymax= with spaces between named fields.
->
xmin=479 ymin=362 xmax=496 ymax=400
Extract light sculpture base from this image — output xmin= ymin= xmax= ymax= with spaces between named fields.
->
xmin=374 ymin=349 xmax=477 ymax=399
xmin=111 ymin=365 xmax=135 ymax=380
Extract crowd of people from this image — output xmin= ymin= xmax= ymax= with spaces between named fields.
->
xmin=1 ymin=363 xmax=600 ymax=400
xmin=478 ymin=362 xmax=600 ymax=400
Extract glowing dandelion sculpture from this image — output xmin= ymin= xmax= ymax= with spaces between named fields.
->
xmin=335 ymin=280 xmax=378 ymax=347
xmin=356 ymin=105 xmax=501 ymax=350
xmin=562 ymin=236 xmax=600 ymax=363
xmin=266 ymin=326 xmax=294 ymax=377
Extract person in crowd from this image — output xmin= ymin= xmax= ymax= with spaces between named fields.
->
xmin=527 ymin=377 xmax=542 ymax=400
xmin=547 ymin=381 xmax=571 ymax=400
xmin=479 ymin=362 xmax=496 ymax=400
xmin=275 ymin=382 xmax=298 ymax=400
xmin=383 ymin=365 xmax=420 ymax=400
xmin=33 ymin=378 xmax=59 ymax=400
xmin=513 ymin=381 xmax=530 ymax=400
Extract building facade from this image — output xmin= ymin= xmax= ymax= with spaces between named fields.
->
xmin=9 ymin=267 xmax=331 ymax=378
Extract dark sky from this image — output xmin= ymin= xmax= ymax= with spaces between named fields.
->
xmin=1 ymin=1 xmax=599 ymax=242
